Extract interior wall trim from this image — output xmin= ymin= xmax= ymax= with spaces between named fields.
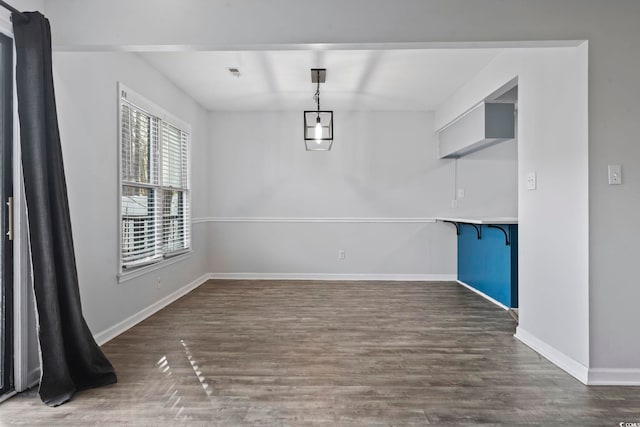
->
xmin=587 ymin=369 xmax=640 ymax=386
xmin=515 ymin=326 xmax=589 ymax=384
xmin=192 ymin=217 xmax=437 ymax=224
xmin=456 ymin=280 xmax=509 ymax=311
xmin=208 ymin=273 xmax=456 ymax=282
xmin=0 ymin=390 xmax=16 ymax=404
xmin=26 ymin=367 xmax=40 ymax=390
xmin=93 ymin=273 xmax=213 ymax=346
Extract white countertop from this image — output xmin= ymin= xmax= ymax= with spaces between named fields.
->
xmin=436 ymin=217 xmax=518 ymax=225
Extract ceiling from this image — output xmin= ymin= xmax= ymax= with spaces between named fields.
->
xmin=139 ymin=49 xmax=503 ymax=112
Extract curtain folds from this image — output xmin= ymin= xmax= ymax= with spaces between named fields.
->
xmin=12 ymin=11 xmax=116 ymax=407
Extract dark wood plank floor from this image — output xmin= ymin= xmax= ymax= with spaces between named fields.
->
xmin=1 ymin=280 xmax=639 ymax=425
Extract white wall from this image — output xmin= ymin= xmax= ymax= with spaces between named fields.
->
xmin=436 ymin=46 xmax=590 ymax=379
xmin=208 ymin=222 xmax=454 ymax=278
xmin=205 ymin=111 xmax=516 ymax=277
xmin=209 ymin=112 xmax=450 ymax=218
xmin=519 ymin=46 xmax=589 ymax=373
xmin=8 ymin=0 xmax=44 ymax=17
xmin=36 ymin=0 xmax=625 ymax=52
xmin=39 ymin=0 xmax=640 ymax=382
xmin=585 ymin=14 xmax=640 ymax=381
xmin=454 ymin=140 xmax=518 ymax=218
xmin=207 ymin=111 xmax=452 ymax=277
xmin=52 ymin=52 xmax=210 ymax=339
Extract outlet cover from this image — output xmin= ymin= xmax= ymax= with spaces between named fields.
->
xmin=527 ymin=172 xmax=537 ymax=190
xmin=608 ymin=165 xmax=622 ymax=185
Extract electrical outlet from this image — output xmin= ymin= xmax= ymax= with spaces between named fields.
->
xmin=338 ymin=249 xmax=346 ymax=260
xmin=457 ymin=189 xmax=465 ymax=198
xmin=527 ymin=172 xmax=537 ymax=190
xmin=451 ymin=199 xmax=458 ymax=209
xmin=156 ymin=277 xmax=162 ymax=289
xmin=608 ymin=165 xmax=622 ymax=185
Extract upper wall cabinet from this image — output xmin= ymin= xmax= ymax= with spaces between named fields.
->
xmin=437 ymin=102 xmax=515 ymax=159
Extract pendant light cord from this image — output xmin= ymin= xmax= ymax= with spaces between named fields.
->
xmin=315 ymin=70 xmax=321 ymax=113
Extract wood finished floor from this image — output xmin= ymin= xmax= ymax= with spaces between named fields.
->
xmin=1 ymin=280 xmax=639 ymax=426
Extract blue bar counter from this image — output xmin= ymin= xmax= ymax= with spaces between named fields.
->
xmin=437 ymin=217 xmax=518 ymax=308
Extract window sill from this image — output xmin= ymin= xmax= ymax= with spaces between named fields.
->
xmin=117 ymin=250 xmax=193 ymax=283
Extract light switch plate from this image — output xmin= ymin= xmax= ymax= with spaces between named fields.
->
xmin=527 ymin=172 xmax=537 ymax=190
xmin=608 ymin=165 xmax=622 ymax=185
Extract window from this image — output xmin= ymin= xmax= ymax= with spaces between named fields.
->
xmin=119 ymin=85 xmax=190 ymax=272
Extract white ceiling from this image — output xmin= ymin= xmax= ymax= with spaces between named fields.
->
xmin=139 ymin=49 xmax=503 ymax=112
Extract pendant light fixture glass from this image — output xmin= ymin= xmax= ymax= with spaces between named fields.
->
xmin=304 ymin=68 xmax=333 ymax=151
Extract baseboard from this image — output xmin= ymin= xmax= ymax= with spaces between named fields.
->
xmin=0 ymin=391 xmax=17 ymax=404
xmin=588 ymin=368 xmax=640 ymax=386
xmin=94 ymin=273 xmax=212 ymax=346
xmin=193 ymin=217 xmax=437 ymax=224
xmin=515 ymin=326 xmax=589 ymax=384
xmin=208 ymin=273 xmax=456 ymax=282
xmin=456 ymin=280 xmax=509 ymax=311
xmin=26 ymin=367 xmax=40 ymax=390
xmin=14 ymin=366 xmax=40 ymax=393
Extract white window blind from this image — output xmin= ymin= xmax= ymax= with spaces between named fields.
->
xmin=119 ymin=87 xmax=190 ymax=271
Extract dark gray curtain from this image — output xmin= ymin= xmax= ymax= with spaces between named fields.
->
xmin=12 ymin=12 xmax=116 ymax=406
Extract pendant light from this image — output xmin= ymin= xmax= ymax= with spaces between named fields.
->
xmin=304 ymin=68 xmax=333 ymax=151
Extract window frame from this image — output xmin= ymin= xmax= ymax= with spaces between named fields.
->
xmin=0 ymin=26 xmax=14 ymax=400
xmin=117 ymin=83 xmax=191 ymax=281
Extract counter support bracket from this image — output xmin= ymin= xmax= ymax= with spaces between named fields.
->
xmin=466 ymin=223 xmax=482 ymax=240
xmin=488 ymin=225 xmax=510 ymax=246
xmin=443 ymin=220 xmax=460 ymax=235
